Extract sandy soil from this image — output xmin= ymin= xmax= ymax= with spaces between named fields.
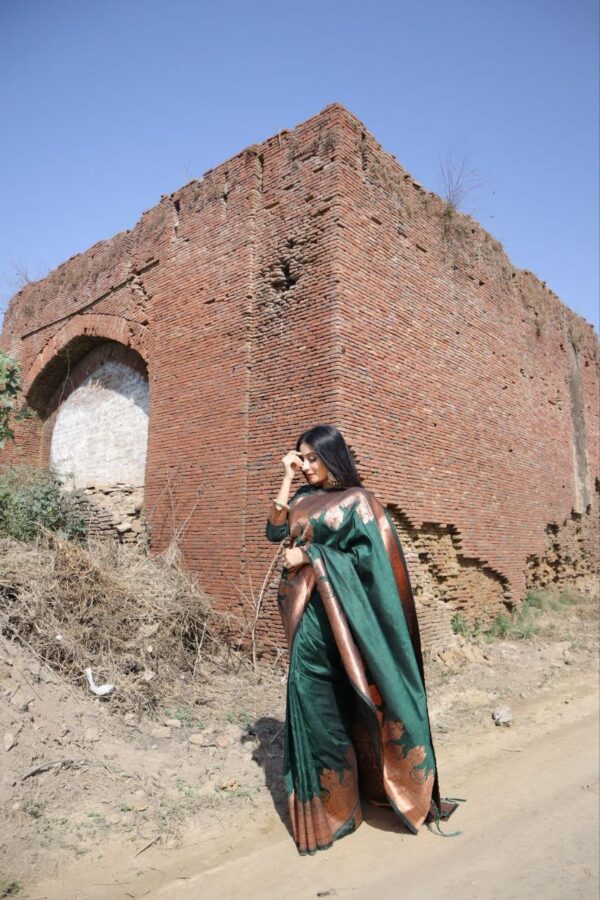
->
xmin=2 ymin=586 xmax=598 ymax=899
xmin=21 ymin=668 xmax=599 ymax=900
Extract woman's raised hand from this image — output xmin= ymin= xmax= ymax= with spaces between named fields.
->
xmin=282 ymin=450 xmax=304 ymax=479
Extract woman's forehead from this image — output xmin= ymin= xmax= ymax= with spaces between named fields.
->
xmin=299 ymin=442 xmax=316 ymax=454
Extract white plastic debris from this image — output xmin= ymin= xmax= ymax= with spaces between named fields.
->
xmin=492 ymin=705 xmax=512 ymax=727
xmin=85 ymin=667 xmax=115 ymax=697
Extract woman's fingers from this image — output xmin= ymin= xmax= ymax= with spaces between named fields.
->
xmin=282 ymin=450 xmax=304 ymax=475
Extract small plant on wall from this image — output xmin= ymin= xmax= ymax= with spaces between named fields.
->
xmin=0 ymin=350 xmax=23 ymax=449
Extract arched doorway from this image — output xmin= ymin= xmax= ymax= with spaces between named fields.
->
xmin=27 ymin=337 xmax=150 ymax=544
xmin=50 ymin=352 xmax=148 ymax=489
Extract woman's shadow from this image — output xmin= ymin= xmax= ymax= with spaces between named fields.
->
xmin=245 ymin=716 xmax=291 ymax=835
xmin=247 ymin=717 xmax=415 ymax=839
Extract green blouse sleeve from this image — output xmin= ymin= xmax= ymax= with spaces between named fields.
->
xmin=265 ymin=518 xmax=289 ymax=542
xmin=264 ymin=484 xmax=310 ymax=542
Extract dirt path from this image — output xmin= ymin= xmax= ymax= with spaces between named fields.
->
xmin=26 ymin=667 xmax=599 ymax=900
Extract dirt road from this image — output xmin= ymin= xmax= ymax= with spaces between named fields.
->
xmin=28 ymin=668 xmax=598 ymax=900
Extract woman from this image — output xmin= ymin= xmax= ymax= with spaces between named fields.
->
xmin=265 ymin=424 xmax=459 ymax=855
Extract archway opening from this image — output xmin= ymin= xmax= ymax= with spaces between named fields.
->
xmin=45 ymin=341 xmax=149 ymax=490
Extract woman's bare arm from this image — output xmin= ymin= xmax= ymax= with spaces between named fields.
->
xmin=267 ymin=450 xmax=304 ymax=524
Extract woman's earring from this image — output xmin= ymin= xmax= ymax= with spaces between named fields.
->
xmin=324 ymin=469 xmax=344 ymax=489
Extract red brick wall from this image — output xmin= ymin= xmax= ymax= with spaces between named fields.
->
xmin=243 ymin=107 xmax=346 ymax=648
xmin=328 ymin=108 xmax=599 ymax=624
xmin=2 ymin=103 xmax=598 ymax=655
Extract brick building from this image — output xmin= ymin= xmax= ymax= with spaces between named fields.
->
xmin=1 ymin=103 xmax=598 ymax=654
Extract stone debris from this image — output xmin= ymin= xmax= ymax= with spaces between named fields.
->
xmin=219 ymin=778 xmax=239 ymax=792
xmin=538 ymin=641 xmax=572 ymax=667
xmin=150 ymin=726 xmax=171 ymax=739
xmin=186 ymin=724 xmax=242 ymax=750
xmin=434 ymin=639 xmax=488 ymax=667
xmin=492 ymin=706 xmax=513 ymax=727
xmin=71 ymin=484 xmax=149 ymax=547
xmin=10 ymin=689 xmax=34 ymax=712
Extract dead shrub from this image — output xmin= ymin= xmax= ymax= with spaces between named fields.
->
xmin=0 ymin=530 xmax=225 ymax=715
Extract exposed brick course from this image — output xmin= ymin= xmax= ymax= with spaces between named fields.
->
xmin=1 ymin=103 xmax=598 ymax=655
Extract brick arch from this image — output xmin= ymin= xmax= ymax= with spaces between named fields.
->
xmin=24 ymin=314 xmax=148 ymax=415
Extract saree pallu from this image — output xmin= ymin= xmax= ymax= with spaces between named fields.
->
xmin=269 ymin=484 xmax=445 ymax=855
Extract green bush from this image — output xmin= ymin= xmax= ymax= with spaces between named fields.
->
xmin=0 ymin=351 xmax=23 ymax=449
xmin=0 ymin=465 xmax=86 ymax=542
xmin=484 ymin=613 xmax=511 ymax=640
xmin=451 ymin=606 xmax=539 ymax=642
xmin=523 ymin=588 xmax=578 ymax=614
xmin=449 ymin=586 xmax=585 ymax=645
xmin=450 ymin=613 xmax=471 ymax=637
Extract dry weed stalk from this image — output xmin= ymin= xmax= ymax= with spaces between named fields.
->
xmin=224 ymin=540 xmax=288 ymax=672
xmin=0 ymin=446 xmax=291 ymax=714
xmin=0 ymin=521 xmax=289 ymax=716
xmin=438 ymin=147 xmax=484 ymax=213
xmin=0 ymin=529 xmax=219 ymax=715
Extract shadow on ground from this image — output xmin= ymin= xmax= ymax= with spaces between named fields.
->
xmin=247 ymin=716 xmax=291 ymax=835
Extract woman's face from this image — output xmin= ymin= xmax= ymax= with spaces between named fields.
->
xmin=298 ymin=441 xmax=329 ymax=487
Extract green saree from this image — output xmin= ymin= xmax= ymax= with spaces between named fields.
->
xmin=266 ymin=483 xmax=455 ymax=855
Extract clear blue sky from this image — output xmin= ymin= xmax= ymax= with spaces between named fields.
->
xmin=1 ymin=0 xmax=598 ymax=331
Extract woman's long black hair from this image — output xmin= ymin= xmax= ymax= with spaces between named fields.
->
xmin=295 ymin=424 xmax=363 ymax=489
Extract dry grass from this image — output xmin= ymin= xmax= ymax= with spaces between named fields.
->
xmin=0 ymin=530 xmax=235 ymax=715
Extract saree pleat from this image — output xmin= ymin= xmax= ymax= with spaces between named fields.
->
xmin=271 ymin=485 xmax=443 ymax=855
xmin=284 ymin=592 xmax=363 ymax=852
